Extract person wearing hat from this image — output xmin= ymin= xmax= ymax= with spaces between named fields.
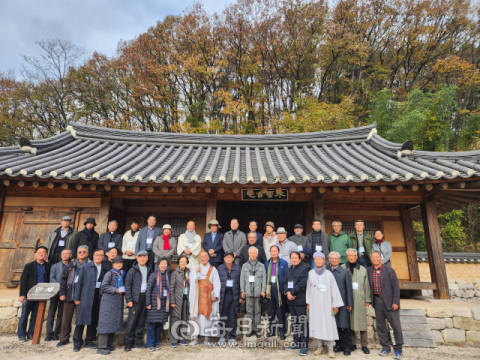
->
xmin=136 ymin=215 xmax=162 ymax=269
xmin=72 ymin=218 xmax=99 ymax=261
xmin=45 ymin=215 xmax=77 ymax=264
xmin=169 ymin=254 xmax=191 ymax=347
xmin=264 ymin=245 xmax=288 ymax=340
xmin=284 ymin=251 xmax=309 ymax=355
xmin=17 ymin=246 xmax=51 ymax=342
xmin=217 ymin=251 xmax=242 ymax=346
xmin=306 ymin=251 xmax=344 ymax=358
xmin=98 ymin=220 xmax=123 ymax=254
xmin=238 ymin=231 xmax=267 ymax=267
xmin=203 ymin=220 xmax=224 ymax=268
xmin=276 ymin=227 xmax=298 ymax=267
xmin=289 ymin=224 xmax=312 ymax=269
xmin=122 ymin=220 xmax=140 ymax=275
xmin=124 ymin=250 xmax=152 ymax=351
xmin=97 ymin=256 xmax=125 ymax=355
xmin=263 ymin=221 xmax=279 ymax=260
xmin=153 ymin=224 xmax=178 ymax=273
xmin=223 ymin=218 xmax=247 ymax=266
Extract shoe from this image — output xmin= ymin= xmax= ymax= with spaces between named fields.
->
xmin=124 ymin=346 xmax=131 ymax=352
xmin=147 ymin=346 xmax=155 ymax=351
xmin=84 ymin=343 xmax=97 ymax=349
xmin=246 ymin=331 xmax=255 ymax=338
xmin=255 ymin=332 xmax=262 ymax=338
xmin=53 ymin=334 xmax=59 ymax=341
xmin=344 ymin=349 xmax=351 ymax=356
xmin=44 ymin=334 xmax=53 ymax=342
xmin=266 ymin=332 xmax=274 ymax=338
xmin=18 ymin=337 xmax=26 ymax=342
xmin=228 ymin=339 xmax=238 ymax=346
xmin=179 ymin=341 xmax=188 ymax=346
xmin=333 ymin=345 xmax=343 ymax=353
xmin=218 ymin=338 xmax=226 ymax=345
xmin=280 ymin=334 xmax=286 ymax=340
xmin=362 ymin=346 xmax=370 ymax=354
xmin=73 ymin=348 xmax=80 ymax=352
xmin=314 ymin=347 xmax=324 ymax=356
xmin=286 ymin=345 xmax=299 ymax=351
xmin=107 ymin=346 xmax=115 ymax=351
xmin=394 ymin=349 xmax=402 ymax=359
xmin=56 ymin=340 xmax=69 ymax=347
xmin=97 ymin=349 xmax=111 ymax=355
xmin=299 ymin=348 xmax=307 ymax=356
xmin=204 ymin=341 xmax=212 ymax=347
xmin=26 ymin=335 xmax=33 ymax=340
xmin=379 ymin=349 xmax=391 ymax=356
xmin=133 ymin=342 xmax=147 ymax=348
xmin=328 ymin=346 xmax=335 ymax=358
xmin=155 ymin=344 xmax=161 ymax=350
xmin=189 ymin=341 xmax=198 ymax=346
xmin=350 ymin=345 xmax=356 ymax=351
xmin=171 ymin=343 xmax=178 ymax=348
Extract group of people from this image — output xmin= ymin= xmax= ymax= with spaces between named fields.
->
xmin=18 ymin=215 xmax=403 ymax=359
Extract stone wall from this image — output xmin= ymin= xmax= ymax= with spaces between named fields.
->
xmin=419 ymin=262 xmax=480 ymax=283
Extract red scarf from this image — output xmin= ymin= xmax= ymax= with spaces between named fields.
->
xmin=163 ymin=234 xmax=170 ymax=250
xmin=376 ymin=238 xmax=383 ymax=246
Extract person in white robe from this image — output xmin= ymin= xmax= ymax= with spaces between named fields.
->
xmin=189 ymin=252 xmax=221 ymax=346
xmin=306 ymin=251 xmax=344 ymax=358
xmin=177 ymin=220 xmax=202 ymax=270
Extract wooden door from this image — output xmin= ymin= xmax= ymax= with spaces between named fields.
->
xmin=0 ymin=211 xmax=24 ymax=283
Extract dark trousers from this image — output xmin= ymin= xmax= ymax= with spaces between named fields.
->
xmin=357 ymin=256 xmax=369 ymax=269
xmin=73 ymin=296 xmax=100 ymax=348
xmin=289 ymin=304 xmax=308 ymax=348
xmin=59 ymin=301 xmax=76 ymax=342
xmin=374 ymin=295 xmax=403 ymax=352
xmin=336 ymin=326 xmax=352 ymax=349
xmin=351 ymin=329 xmax=368 ymax=347
xmin=50 ymin=252 xmax=62 ymax=265
xmin=267 ymin=284 xmax=286 ymax=335
xmin=146 ymin=250 xmax=155 ymax=270
xmin=17 ymin=301 xmax=39 ymax=339
xmin=98 ymin=333 xmax=115 ymax=349
xmin=124 ymin=293 xmax=147 ymax=345
xmin=46 ymin=294 xmax=64 ymax=336
xmin=220 ymin=291 xmax=237 ymax=339
xmin=147 ymin=323 xmax=163 ymax=347
xmin=123 ymin=259 xmax=136 ymax=276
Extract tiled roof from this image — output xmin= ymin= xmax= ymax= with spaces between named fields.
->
xmin=1 ymin=122 xmax=480 ymax=185
xmin=416 ymin=252 xmax=480 ymax=263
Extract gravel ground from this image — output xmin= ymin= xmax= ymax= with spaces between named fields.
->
xmin=0 ymin=335 xmax=479 ymax=360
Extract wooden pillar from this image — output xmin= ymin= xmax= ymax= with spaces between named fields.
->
xmin=0 ymin=184 xmax=5 ymax=219
xmin=97 ymin=191 xmax=111 ymax=234
xmin=206 ymin=191 xmax=217 ymax=230
xmin=420 ymin=193 xmax=449 ymax=299
xmin=313 ymin=192 xmax=325 ymax=230
xmin=400 ymin=205 xmax=421 ymax=296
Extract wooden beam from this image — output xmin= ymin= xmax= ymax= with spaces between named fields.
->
xmin=61 ymin=183 xmax=68 ymax=190
xmin=18 ymin=180 xmax=25 ymax=187
xmin=400 ymin=205 xmax=421 ymax=296
xmin=119 ymin=185 xmax=126 ymax=192
xmin=217 ymin=187 xmax=225 ymax=194
xmin=424 ymin=183 xmax=433 ymax=191
xmin=161 ymin=187 xmax=169 ymax=193
xmin=204 ymin=186 xmax=212 ymax=193
xmin=90 ymin=184 xmax=97 ymax=191
xmin=363 ymin=186 xmax=371 ymax=193
xmin=104 ymin=184 xmax=111 ymax=191
xmin=420 ymin=193 xmax=449 ymax=299
xmin=314 ymin=192 xmax=325 ymax=230
xmin=410 ymin=184 xmax=419 ymax=192
xmin=275 ymin=187 xmax=282 ymax=195
xmin=176 ymin=187 xmax=183 ymax=193
xmin=261 ymin=187 xmax=268 ymax=194
xmin=147 ymin=186 xmax=154 ymax=193
xmin=332 ymin=187 xmax=340 ymax=193
xmin=434 ymin=183 xmax=448 ymax=190
xmin=348 ymin=186 xmax=356 ymax=193
xmin=97 ymin=191 xmax=111 ymax=233
xmin=190 ymin=187 xmax=198 ymax=194
xmin=246 ymin=188 xmax=253 ymax=195
xmin=464 ymin=180 xmax=480 ymax=189
xmin=395 ymin=185 xmax=403 ymax=192
xmin=206 ymin=191 xmax=217 ymax=228
xmin=398 ymin=282 xmax=437 ymax=290
xmin=290 ymin=187 xmax=297 ymax=194
xmin=232 ymin=187 xmax=239 ymax=194
xmin=318 ymin=187 xmax=326 ymax=194
xmin=3 ymin=179 xmax=9 ymax=186
xmin=0 ymin=185 xmax=5 ymax=224
xmin=32 ymin=181 xmax=40 ymax=188
xmin=47 ymin=182 xmax=55 ymax=189
xmin=75 ymin=183 xmax=83 ymax=190
xmin=448 ymin=182 xmax=465 ymax=189
xmin=305 ymin=186 xmax=312 ymax=193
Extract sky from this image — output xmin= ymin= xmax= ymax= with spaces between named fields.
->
xmin=0 ymin=0 xmax=233 ymax=76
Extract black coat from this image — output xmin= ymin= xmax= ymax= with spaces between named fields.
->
xmin=238 ymin=243 xmax=267 ymax=267
xmin=145 ymin=270 xmax=169 ymax=323
xmin=329 ymin=266 xmax=353 ymax=328
xmin=59 ymin=260 xmax=91 ymax=302
xmin=72 ymin=228 xmax=99 ymax=261
xmin=19 ymin=260 xmax=51 ymax=297
xmin=125 ymin=263 xmax=153 ymax=304
xmin=73 ymin=261 xmax=109 ymax=325
xmin=98 ymin=232 xmax=123 ymax=253
xmin=218 ymin=263 xmax=242 ymax=314
xmin=283 ymin=264 xmax=308 ymax=306
xmin=367 ymin=265 xmax=401 ymax=310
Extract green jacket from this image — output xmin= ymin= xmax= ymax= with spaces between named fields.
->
xmin=329 ymin=231 xmax=352 ymax=264
xmin=349 ymin=232 xmax=373 ymax=260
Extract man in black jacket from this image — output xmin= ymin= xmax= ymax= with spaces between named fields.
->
xmin=17 ymin=246 xmax=51 ymax=342
xmin=368 ymin=251 xmax=403 ymax=359
xmin=306 ymin=219 xmax=330 ymax=269
xmin=124 ymin=250 xmax=151 ymax=351
xmin=57 ymin=245 xmax=91 ymax=347
xmin=98 ymin=220 xmax=123 ymax=253
xmin=238 ymin=231 xmax=267 ymax=267
xmin=71 ymin=218 xmax=99 ymax=260
xmin=283 ymin=252 xmax=309 ymax=356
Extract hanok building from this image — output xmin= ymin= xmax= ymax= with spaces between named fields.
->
xmin=1 ymin=122 xmax=480 ymax=299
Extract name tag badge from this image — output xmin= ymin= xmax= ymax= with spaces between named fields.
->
xmin=316 ymin=245 xmax=322 ymax=251
xmin=358 ymin=246 xmax=365 ymax=253
xmin=249 ymin=275 xmax=255 ymax=283
xmin=163 ymin=289 xmax=168 ymax=297
xmin=226 ymin=279 xmax=233 ymax=287
xmin=127 ymin=242 xmax=134 ymax=248
xmin=96 ymin=281 xmax=101 ymax=288
xmin=141 ymin=283 xmax=146 ymax=292
xmin=108 ymin=242 xmax=115 ymax=248
xmin=184 ymin=287 xmax=188 ymax=295
xmin=58 ymin=240 xmax=65 ymax=247
xmin=146 ymin=238 xmax=153 ymax=244
xmin=381 ymin=254 xmax=384 ymax=259
xmin=118 ymin=286 xmax=125 ymax=293
xmin=297 ymin=245 xmax=303 ymax=251
xmin=319 ymin=284 xmax=326 ymax=292
xmin=187 ymin=243 xmax=193 ymax=249
xmin=279 ymin=254 xmax=282 ymax=259
xmin=74 ymin=275 xmax=79 ymax=283
xmin=288 ymin=281 xmax=294 ymax=289
xmin=271 ymin=275 xmax=276 ymax=283
xmin=352 ymin=282 xmax=359 ymax=290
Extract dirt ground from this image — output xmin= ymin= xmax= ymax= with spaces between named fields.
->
xmin=0 ymin=335 xmax=479 ymax=360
